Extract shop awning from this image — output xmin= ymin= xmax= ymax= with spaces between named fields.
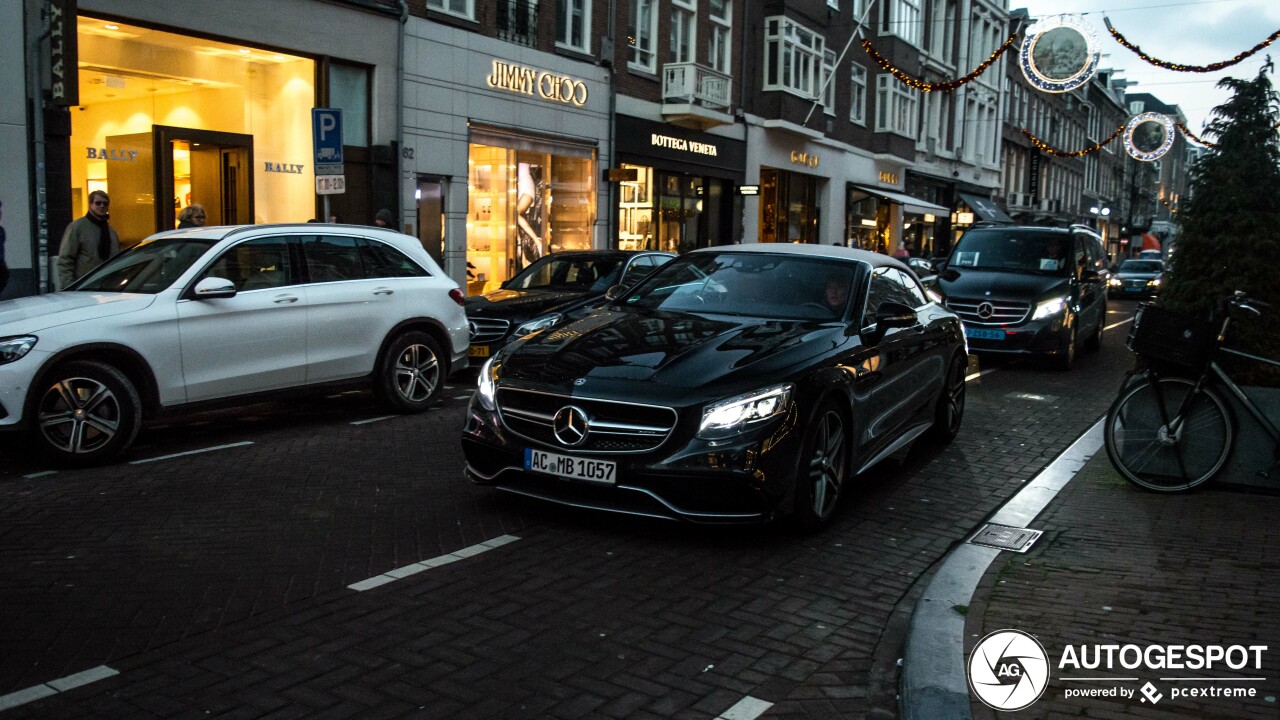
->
xmin=958 ymin=193 xmax=1014 ymax=223
xmin=850 ymin=185 xmax=948 ymax=216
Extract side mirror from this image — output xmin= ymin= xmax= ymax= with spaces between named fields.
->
xmin=604 ymin=284 xmax=624 ymax=302
xmin=930 ymin=258 xmax=948 ymax=273
xmin=874 ymin=301 xmax=918 ymax=330
xmin=192 ymin=276 xmax=236 ymax=299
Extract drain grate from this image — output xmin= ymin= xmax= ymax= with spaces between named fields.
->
xmin=969 ymin=523 xmax=1043 ymax=553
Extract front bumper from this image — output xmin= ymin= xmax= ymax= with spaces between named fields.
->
xmin=0 ymin=349 xmax=49 ymax=429
xmin=461 ymin=396 xmax=802 ymax=524
xmin=963 ymin=313 xmax=1070 ymax=357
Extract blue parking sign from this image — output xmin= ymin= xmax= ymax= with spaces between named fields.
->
xmin=312 ymin=108 xmax=344 ymax=166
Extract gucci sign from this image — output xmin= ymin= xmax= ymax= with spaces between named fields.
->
xmin=485 ymin=60 xmax=588 ymax=107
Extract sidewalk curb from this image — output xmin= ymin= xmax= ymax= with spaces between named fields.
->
xmin=900 ymin=419 xmax=1105 ymax=720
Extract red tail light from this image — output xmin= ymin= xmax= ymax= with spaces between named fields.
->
xmin=449 ymin=288 xmax=465 ymax=306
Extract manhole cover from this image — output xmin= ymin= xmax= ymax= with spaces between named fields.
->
xmin=969 ymin=523 xmax=1043 ymax=553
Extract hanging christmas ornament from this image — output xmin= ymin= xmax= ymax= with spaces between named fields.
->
xmin=1125 ymin=113 xmax=1175 ymax=161
xmin=1019 ymin=14 xmax=1100 ymax=93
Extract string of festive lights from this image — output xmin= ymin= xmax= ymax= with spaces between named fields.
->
xmin=1177 ymin=122 xmax=1215 ymax=147
xmin=861 ymin=33 xmax=1018 ymax=93
xmin=1104 ymin=18 xmax=1280 ymax=73
xmin=1021 ymin=125 xmax=1126 ymax=158
xmin=1160 ymin=198 xmax=1179 ymax=214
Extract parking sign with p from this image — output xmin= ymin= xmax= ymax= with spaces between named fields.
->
xmin=312 ymin=108 xmax=344 ymax=169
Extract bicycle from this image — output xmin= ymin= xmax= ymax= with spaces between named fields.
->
xmin=1104 ymin=291 xmax=1280 ymax=492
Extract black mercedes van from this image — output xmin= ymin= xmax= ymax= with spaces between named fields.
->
xmin=936 ymin=224 xmax=1109 ymax=370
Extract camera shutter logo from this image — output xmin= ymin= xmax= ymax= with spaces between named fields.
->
xmin=968 ymin=629 xmax=1051 ymax=711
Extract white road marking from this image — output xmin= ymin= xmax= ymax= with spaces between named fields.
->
xmin=350 ymin=415 xmax=396 ymax=426
xmin=1104 ymin=317 xmax=1135 ymax=332
xmin=965 ymin=366 xmax=1002 ymax=382
xmin=0 ymin=666 xmax=118 ymax=711
xmin=718 ymin=696 xmax=774 ymax=720
xmin=128 ymin=441 xmax=254 ymax=465
xmin=347 ymin=535 xmax=521 ymax=592
xmin=23 ymin=471 xmax=57 ymax=479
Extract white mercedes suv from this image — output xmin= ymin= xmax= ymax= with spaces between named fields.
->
xmin=0 ymin=224 xmax=469 ymax=465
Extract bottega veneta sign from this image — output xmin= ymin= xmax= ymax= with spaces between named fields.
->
xmin=650 ymin=134 xmax=718 ymax=156
xmin=485 ymin=60 xmax=588 ymax=107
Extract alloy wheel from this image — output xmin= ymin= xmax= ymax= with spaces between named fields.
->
xmin=38 ymin=377 xmax=122 ymax=454
xmin=807 ymin=409 xmax=848 ymax=519
xmin=944 ymin=357 xmax=966 ymax=434
xmin=394 ymin=343 xmax=440 ymax=403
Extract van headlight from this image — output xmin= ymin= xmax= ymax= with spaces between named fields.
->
xmin=1108 ymin=277 xmax=1122 ymax=287
xmin=476 ymin=356 xmax=498 ymax=410
xmin=514 ymin=313 xmax=563 ymax=337
xmin=698 ymin=384 xmax=792 ymax=440
xmin=0 ymin=336 xmax=37 ymax=365
xmin=1031 ymin=296 xmax=1068 ymax=320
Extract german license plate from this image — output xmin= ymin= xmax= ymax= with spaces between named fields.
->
xmin=965 ymin=327 xmax=1006 ymax=341
xmin=468 ymin=345 xmax=490 ymax=358
xmin=524 ymin=449 xmax=616 ymax=484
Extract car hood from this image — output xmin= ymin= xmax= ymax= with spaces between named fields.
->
xmin=498 ymin=309 xmax=842 ymax=390
xmin=939 ymin=268 xmax=1070 ymax=303
xmin=465 ymin=288 xmax=594 ymax=320
xmin=0 ymin=292 xmax=158 ymax=334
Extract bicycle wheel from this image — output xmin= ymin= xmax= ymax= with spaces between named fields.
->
xmin=1104 ymin=377 xmax=1232 ymax=492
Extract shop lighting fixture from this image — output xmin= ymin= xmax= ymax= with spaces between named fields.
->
xmin=104 ymin=24 xmax=119 ymax=30
xmin=239 ymin=49 xmax=251 ymax=54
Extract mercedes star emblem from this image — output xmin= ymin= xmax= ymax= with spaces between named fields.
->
xmin=552 ymin=406 xmax=590 ymax=447
xmin=977 ymin=302 xmax=995 ymax=319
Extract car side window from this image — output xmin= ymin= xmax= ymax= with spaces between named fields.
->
xmin=202 ymin=236 xmax=296 ymax=292
xmin=620 ymin=256 xmax=655 ymax=287
xmin=891 ymin=269 xmax=929 ymax=308
xmin=861 ymin=271 xmax=893 ymax=327
xmin=359 ymin=239 xmax=428 ymax=279
xmin=302 ymin=235 xmax=364 ymax=283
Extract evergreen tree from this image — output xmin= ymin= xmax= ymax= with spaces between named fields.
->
xmin=1161 ymin=61 xmax=1280 ymax=382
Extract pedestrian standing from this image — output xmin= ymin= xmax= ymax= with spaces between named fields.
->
xmin=57 ymin=190 xmax=119 ymax=289
xmin=374 ymin=208 xmax=393 ymax=228
xmin=177 ymin=204 xmax=207 ymax=228
xmin=0 ymin=198 xmax=9 ymax=297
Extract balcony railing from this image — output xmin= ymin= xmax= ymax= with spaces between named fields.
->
xmin=495 ymin=0 xmax=537 ymax=47
xmin=661 ymin=62 xmax=732 ymax=111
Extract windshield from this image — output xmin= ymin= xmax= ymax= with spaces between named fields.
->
xmin=1118 ymin=260 xmax=1163 ymax=273
xmin=619 ymin=252 xmax=861 ymax=321
xmin=71 ymin=237 xmax=216 ymax=294
xmin=950 ymin=229 xmax=1073 ymax=276
xmin=505 ymin=255 xmax=624 ymax=292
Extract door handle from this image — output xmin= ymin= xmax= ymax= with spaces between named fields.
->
xmin=273 ymin=295 xmax=299 ymax=304
xmin=373 ymin=287 xmax=395 ymax=296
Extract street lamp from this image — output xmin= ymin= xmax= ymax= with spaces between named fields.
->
xmin=1089 ymin=205 xmax=1110 ymax=229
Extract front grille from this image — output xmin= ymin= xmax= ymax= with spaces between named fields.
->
xmin=470 ymin=317 xmax=511 ymax=344
xmin=946 ymin=297 xmax=1031 ymax=326
xmin=496 ymin=388 xmax=678 ymax=454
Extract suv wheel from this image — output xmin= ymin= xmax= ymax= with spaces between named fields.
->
xmin=33 ymin=361 xmax=142 ymax=466
xmin=1055 ymin=325 xmax=1077 ymax=371
xmin=1085 ymin=306 xmax=1105 ymax=352
xmin=377 ymin=331 xmax=444 ymax=413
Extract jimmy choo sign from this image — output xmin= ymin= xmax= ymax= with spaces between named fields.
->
xmin=485 ymin=60 xmax=588 ymax=107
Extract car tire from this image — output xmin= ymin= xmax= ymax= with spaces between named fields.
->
xmin=792 ymin=398 xmax=849 ymax=532
xmin=928 ymin=352 xmax=967 ymax=444
xmin=1085 ymin=307 xmax=1104 ymax=352
xmin=376 ymin=331 xmax=444 ymax=413
xmin=1054 ymin=324 xmax=1077 ymax=371
xmin=32 ymin=360 xmax=142 ymax=467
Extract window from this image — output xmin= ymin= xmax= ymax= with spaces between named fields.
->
xmin=763 ymin=16 xmax=826 ymax=99
xmin=328 ymin=63 xmax=369 ymax=148
xmin=670 ymin=0 xmax=696 ymax=63
xmin=557 ymin=0 xmax=589 ymax=53
xmin=427 ymin=0 xmax=473 ymax=21
xmin=821 ymin=50 xmax=836 ymax=113
xmin=302 ymin=236 xmax=363 ymax=283
xmin=628 ymin=0 xmax=658 ymax=72
xmin=876 ymin=74 xmax=918 ymax=138
xmin=849 ymin=64 xmax=867 ymax=125
xmin=205 ymin=237 xmax=296 ymax=292
xmin=880 ymin=0 xmax=922 ymax=46
xmin=360 ymin=239 xmax=428 ymax=279
xmin=709 ymin=0 xmax=732 ymax=74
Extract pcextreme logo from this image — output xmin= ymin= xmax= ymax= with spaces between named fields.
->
xmin=967 ymin=630 xmax=1271 ymax=710
xmin=968 ymin=630 xmax=1051 ymax=711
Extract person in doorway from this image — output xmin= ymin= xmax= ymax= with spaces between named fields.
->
xmin=0 ymin=198 xmax=9 ymax=297
xmin=177 ymin=204 xmax=207 ymax=228
xmin=58 ymin=190 xmax=119 ymax=289
xmin=374 ymin=209 xmax=393 ymax=228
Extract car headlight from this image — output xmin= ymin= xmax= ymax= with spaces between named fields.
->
xmin=1031 ymin=296 xmax=1068 ymax=320
xmin=476 ymin=356 xmax=497 ymax=411
xmin=1148 ymin=277 xmax=1161 ymax=286
xmin=698 ymin=384 xmax=793 ymax=440
xmin=1108 ymin=278 xmax=1122 ymax=286
xmin=0 ymin=335 xmax=37 ymax=365
xmin=514 ymin=313 xmax=563 ymax=337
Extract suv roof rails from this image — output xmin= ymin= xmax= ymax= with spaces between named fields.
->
xmin=969 ymin=220 xmax=1013 ymax=228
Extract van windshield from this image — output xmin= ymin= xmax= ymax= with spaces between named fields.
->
xmin=950 ymin=229 xmax=1073 ymax=277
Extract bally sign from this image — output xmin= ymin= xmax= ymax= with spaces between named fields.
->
xmin=50 ymin=0 xmax=79 ymax=107
xmin=485 ymin=60 xmax=588 ymax=107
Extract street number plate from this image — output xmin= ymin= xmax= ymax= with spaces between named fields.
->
xmin=468 ymin=345 xmax=490 ymax=358
xmin=965 ymin=327 xmax=1006 ymax=341
xmin=525 ymin=449 xmax=616 ymax=484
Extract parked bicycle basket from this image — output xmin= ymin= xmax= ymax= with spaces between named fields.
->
xmin=1127 ymin=304 xmax=1216 ymax=371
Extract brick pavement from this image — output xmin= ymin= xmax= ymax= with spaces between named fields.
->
xmin=0 ymin=311 xmax=1141 ymax=718
xmin=968 ymin=453 xmax=1280 ymax=719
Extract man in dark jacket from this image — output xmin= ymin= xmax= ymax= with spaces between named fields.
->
xmin=57 ymin=190 xmax=120 ymax=289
